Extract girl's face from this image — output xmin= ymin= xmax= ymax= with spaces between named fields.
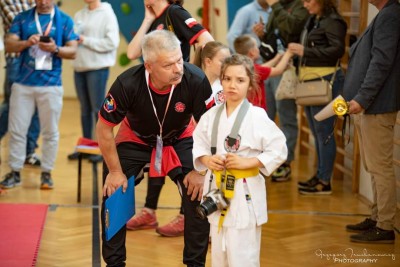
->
xmin=205 ymin=48 xmax=231 ymax=79
xmin=303 ymin=0 xmax=322 ymax=16
xmin=221 ymin=65 xmax=251 ymax=103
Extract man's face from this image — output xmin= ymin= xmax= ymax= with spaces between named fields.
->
xmin=145 ymin=48 xmax=184 ymax=90
xmin=35 ymin=0 xmax=54 ymax=13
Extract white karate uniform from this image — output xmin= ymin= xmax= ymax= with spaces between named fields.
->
xmin=193 ymin=100 xmax=287 ymax=267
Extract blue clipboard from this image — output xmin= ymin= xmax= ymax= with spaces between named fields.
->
xmin=105 ymin=176 xmax=135 ymax=241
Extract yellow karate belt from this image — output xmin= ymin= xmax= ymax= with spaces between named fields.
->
xmin=213 ymin=167 xmax=259 ymax=231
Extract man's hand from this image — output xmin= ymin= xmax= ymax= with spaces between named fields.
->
xmin=183 ymin=171 xmax=205 ymax=201
xmin=38 ymin=37 xmax=57 ymax=53
xmin=103 ymin=171 xmax=128 ymax=197
xmin=348 ymin=100 xmax=364 ymax=114
xmin=252 ymin=22 xmax=265 ymax=38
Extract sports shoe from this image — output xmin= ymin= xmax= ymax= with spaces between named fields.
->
xmin=0 ymin=171 xmax=21 ymax=189
xmin=40 ymin=172 xmax=54 ymax=190
xmin=298 ymin=180 xmax=332 ymax=195
xmin=126 ymin=208 xmax=158 ymax=230
xmin=25 ymin=153 xmax=41 ymax=166
xmin=298 ymin=175 xmax=319 ymax=189
xmin=350 ymin=227 xmax=395 ymax=244
xmin=156 ymin=214 xmax=184 ymax=237
xmin=346 ymin=218 xmax=377 ymax=233
xmin=271 ymin=163 xmax=291 ymax=182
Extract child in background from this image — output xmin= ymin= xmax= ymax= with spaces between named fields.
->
xmin=193 ymin=41 xmax=231 ymax=106
xmin=192 ymin=54 xmax=287 ymax=267
xmin=234 ymin=34 xmax=293 ymax=110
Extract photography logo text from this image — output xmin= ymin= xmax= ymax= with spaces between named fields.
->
xmin=315 ymin=248 xmax=395 ymax=264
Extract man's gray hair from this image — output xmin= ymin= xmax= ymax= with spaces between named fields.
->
xmin=141 ymin=30 xmax=181 ymax=62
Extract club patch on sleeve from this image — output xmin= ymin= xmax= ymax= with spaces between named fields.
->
xmin=103 ymin=94 xmax=117 ymax=113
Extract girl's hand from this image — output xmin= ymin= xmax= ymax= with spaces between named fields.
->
xmin=225 ymin=153 xmax=260 ymax=170
xmin=204 ymin=155 xmax=225 ymax=171
xmin=144 ymin=4 xmax=156 ymax=22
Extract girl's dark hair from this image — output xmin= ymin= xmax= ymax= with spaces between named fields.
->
xmin=168 ymin=0 xmax=184 ymax=5
xmin=193 ymin=41 xmax=229 ymax=69
xmin=220 ymin=54 xmax=259 ymax=98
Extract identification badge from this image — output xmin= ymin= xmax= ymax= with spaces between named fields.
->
xmin=155 ymin=135 xmax=163 ymax=174
xmin=35 ymin=49 xmax=52 ymax=70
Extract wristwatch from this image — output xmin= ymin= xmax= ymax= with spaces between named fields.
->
xmin=53 ymin=46 xmax=60 ymax=56
xmin=196 ymin=170 xmax=207 ymax=176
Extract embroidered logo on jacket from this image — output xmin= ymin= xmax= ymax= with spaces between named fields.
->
xmin=103 ymin=94 xmax=117 ymax=113
xmin=175 ymin=102 xmax=186 ymax=112
xmin=224 ymin=134 xmax=241 ymax=152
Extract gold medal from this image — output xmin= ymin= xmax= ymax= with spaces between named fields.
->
xmin=333 ymin=98 xmax=348 ymax=116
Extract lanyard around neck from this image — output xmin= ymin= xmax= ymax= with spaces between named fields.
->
xmin=35 ymin=8 xmax=55 ymax=36
xmin=145 ymin=70 xmax=175 ymax=137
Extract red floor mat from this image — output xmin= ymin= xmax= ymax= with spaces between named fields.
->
xmin=0 ymin=203 xmax=48 ymax=267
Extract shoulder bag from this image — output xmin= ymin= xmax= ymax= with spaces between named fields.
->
xmin=295 ymin=60 xmax=339 ymax=106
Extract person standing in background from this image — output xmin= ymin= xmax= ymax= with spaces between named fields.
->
xmin=127 ymin=0 xmax=213 ymax=62
xmin=343 ymin=0 xmax=400 ymax=244
xmin=67 ymin=0 xmax=119 ymax=163
xmin=0 ymin=0 xmax=42 ymax=167
xmin=253 ymin=0 xmax=309 ymax=182
xmin=0 ymin=0 xmax=78 ymax=190
xmin=288 ymin=0 xmax=346 ymax=195
xmin=193 ymin=41 xmax=231 ymax=106
xmin=227 ymin=0 xmax=270 ymax=55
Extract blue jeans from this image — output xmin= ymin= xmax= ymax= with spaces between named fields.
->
xmin=0 ymin=56 xmax=40 ymax=155
xmin=265 ymin=75 xmax=298 ymax=162
xmin=304 ymin=69 xmax=345 ymax=183
xmin=74 ymin=68 xmax=109 ymax=139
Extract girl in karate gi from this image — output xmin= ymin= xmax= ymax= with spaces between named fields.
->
xmin=193 ymin=41 xmax=231 ymax=106
xmin=193 ymin=54 xmax=288 ymax=267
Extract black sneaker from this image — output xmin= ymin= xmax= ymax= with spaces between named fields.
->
xmin=67 ymin=152 xmax=90 ymax=160
xmin=298 ymin=180 xmax=332 ymax=195
xmin=0 ymin=171 xmax=21 ymax=189
xmin=346 ymin=218 xmax=377 ymax=233
xmin=350 ymin=227 xmax=395 ymax=244
xmin=271 ymin=163 xmax=291 ymax=182
xmin=25 ymin=153 xmax=41 ymax=166
xmin=40 ymin=172 xmax=54 ymax=190
xmin=298 ymin=175 xmax=319 ymax=189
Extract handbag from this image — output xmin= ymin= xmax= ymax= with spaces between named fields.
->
xmin=259 ymin=30 xmax=285 ymax=61
xmin=295 ymin=60 xmax=340 ymax=106
xmin=275 ymin=64 xmax=298 ymax=100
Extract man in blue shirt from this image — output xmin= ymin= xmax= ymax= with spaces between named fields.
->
xmin=0 ymin=0 xmax=41 ymax=167
xmin=227 ymin=0 xmax=270 ymax=53
xmin=0 ymin=0 xmax=78 ymax=190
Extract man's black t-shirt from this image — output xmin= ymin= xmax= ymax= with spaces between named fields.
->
xmin=149 ymin=4 xmax=206 ymax=62
xmin=99 ymin=63 xmax=212 ymax=146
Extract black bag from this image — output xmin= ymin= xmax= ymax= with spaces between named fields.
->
xmin=259 ymin=31 xmax=285 ymax=61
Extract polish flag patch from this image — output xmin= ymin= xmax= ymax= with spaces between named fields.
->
xmin=185 ymin=18 xmax=198 ymax=28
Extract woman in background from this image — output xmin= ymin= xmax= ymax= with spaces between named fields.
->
xmin=288 ymin=0 xmax=346 ymax=195
xmin=68 ymin=0 xmax=119 ymax=162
